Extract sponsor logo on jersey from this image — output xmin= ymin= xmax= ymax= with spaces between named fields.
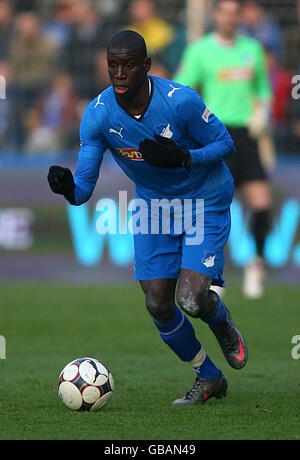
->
xmin=202 ymin=107 xmax=212 ymax=123
xmin=218 ymin=67 xmax=254 ymax=81
xmin=117 ymin=148 xmax=143 ymax=161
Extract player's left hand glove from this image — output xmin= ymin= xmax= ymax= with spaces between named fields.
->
xmin=139 ymin=134 xmax=190 ymax=168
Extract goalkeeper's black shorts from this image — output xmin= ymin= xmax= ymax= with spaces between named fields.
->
xmin=225 ymin=127 xmax=268 ymax=187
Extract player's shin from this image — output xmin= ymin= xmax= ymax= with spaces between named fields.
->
xmin=199 ymin=291 xmax=227 ymax=329
xmin=153 ymin=305 xmax=221 ymax=379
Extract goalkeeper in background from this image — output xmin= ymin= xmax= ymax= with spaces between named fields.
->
xmin=174 ymin=0 xmax=273 ymax=299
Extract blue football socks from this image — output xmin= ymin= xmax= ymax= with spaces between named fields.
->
xmin=201 ymin=293 xmax=227 ymax=329
xmin=192 ymin=354 xmax=221 ymax=380
xmin=153 ymin=305 xmax=221 ymax=380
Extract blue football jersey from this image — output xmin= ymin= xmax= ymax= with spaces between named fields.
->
xmin=73 ymin=76 xmax=235 ymax=211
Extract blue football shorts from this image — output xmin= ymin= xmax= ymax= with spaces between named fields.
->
xmin=133 ymin=201 xmax=231 ymax=286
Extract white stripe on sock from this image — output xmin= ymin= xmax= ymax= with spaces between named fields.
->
xmin=188 ymin=347 xmax=207 ymax=368
xmin=159 ymin=310 xmax=185 ymax=336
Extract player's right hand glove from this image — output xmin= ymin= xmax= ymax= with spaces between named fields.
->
xmin=47 ymin=165 xmax=75 ymax=204
xmin=139 ymin=134 xmax=190 ymax=168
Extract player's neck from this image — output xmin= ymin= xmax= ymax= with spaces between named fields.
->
xmin=116 ymin=77 xmax=152 ymax=117
xmin=214 ymin=31 xmax=236 ymax=46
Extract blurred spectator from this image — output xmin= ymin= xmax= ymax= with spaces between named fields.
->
xmin=290 ymin=2 xmax=300 ymax=149
xmin=95 ymin=0 xmax=122 ymax=18
xmin=284 ymin=0 xmax=300 ymax=71
xmin=149 ymin=59 xmax=170 ymax=79
xmin=43 ymin=0 xmax=77 ymax=50
xmin=8 ymin=12 xmax=55 ymax=150
xmin=12 ymin=0 xmax=39 ymax=13
xmin=0 ymin=0 xmax=14 ymax=60
xmin=25 ymin=73 xmax=79 ymax=153
xmin=239 ymin=0 xmax=284 ymax=62
xmin=94 ymin=48 xmax=112 ymax=93
xmin=289 ymin=63 xmax=300 ymax=152
xmin=266 ymin=49 xmax=292 ymax=126
xmin=264 ymin=47 xmax=293 ymax=154
xmin=125 ymin=0 xmax=186 ymax=74
xmin=158 ymin=0 xmax=187 ymax=24
xmin=62 ymin=0 xmax=111 ymax=101
xmin=10 ymin=11 xmax=55 ymax=86
xmin=162 ymin=23 xmax=186 ymax=75
xmin=126 ymin=0 xmax=174 ymax=59
xmin=289 ymin=106 xmax=300 ymax=152
xmin=0 ymin=61 xmax=12 ymax=150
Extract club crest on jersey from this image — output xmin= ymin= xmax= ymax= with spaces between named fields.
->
xmin=155 ymin=123 xmax=173 ymax=139
xmin=201 ymin=252 xmax=216 ymax=268
xmin=117 ymin=148 xmax=143 ymax=161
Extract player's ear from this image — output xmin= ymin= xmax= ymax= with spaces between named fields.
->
xmin=144 ymin=57 xmax=151 ymax=73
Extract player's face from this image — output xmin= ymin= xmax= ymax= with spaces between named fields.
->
xmin=107 ymin=48 xmax=151 ymax=99
xmin=214 ymin=1 xmax=240 ymax=37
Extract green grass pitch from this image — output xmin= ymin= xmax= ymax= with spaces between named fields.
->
xmin=0 ymin=282 xmax=299 ymax=440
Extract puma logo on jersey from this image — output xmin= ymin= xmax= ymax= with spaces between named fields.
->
xmin=168 ymin=84 xmax=181 ymax=98
xmin=109 ymin=127 xmax=124 ymax=138
xmin=94 ymin=93 xmax=104 ymax=108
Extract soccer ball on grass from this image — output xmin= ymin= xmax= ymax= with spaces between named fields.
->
xmin=58 ymin=357 xmax=114 ymax=411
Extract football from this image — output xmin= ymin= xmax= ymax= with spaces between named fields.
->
xmin=58 ymin=357 xmax=114 ymax=412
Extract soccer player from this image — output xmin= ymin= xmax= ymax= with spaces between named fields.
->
xmin=174 ymin=0 xmax=273 ymax=299
xmin=47 ymin=30 xmax=248 ymax=405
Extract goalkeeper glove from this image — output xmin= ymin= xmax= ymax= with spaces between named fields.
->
xmin=139 ymin=134 xmax=190 ymax=169
xmin=47 ymin=165 xmax=75 ymax=204
xmin=248 ymin=102 xmax=271 ymax=138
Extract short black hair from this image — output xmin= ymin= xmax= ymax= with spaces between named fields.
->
xmin=108 ymin=30 xmax=148 ymax=59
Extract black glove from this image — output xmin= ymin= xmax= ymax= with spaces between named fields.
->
xmin=139 ymin=134 xmax=190 ymax=169
xmin=47 ymin=165 xmax=75 ymax=204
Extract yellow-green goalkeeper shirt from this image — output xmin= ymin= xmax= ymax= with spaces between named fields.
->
xmin=173 ymin=33 xmax=272 ymax=127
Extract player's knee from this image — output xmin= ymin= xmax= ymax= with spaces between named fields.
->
xmin=176 ymin=285 xmax=204 ymax=318
xmin=145 ymin=293 xmax=175 ymax=324
xmin=177 ymin=286 xmax=218 ymax=319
